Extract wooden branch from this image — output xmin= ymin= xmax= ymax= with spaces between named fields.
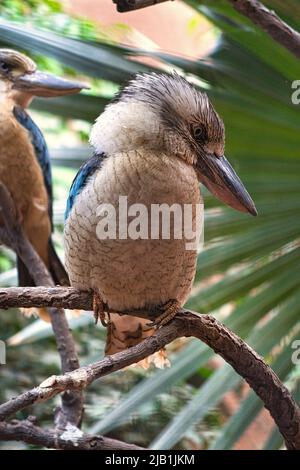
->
xmin=228 ymin=0 xmax=300 ymax=59
xmin=1 ymin=299 xmax=300 ymax=450
xmin=0 ymin=321 xmax=172 ymax=421
xmin=1 ymin=185 xmax=300 ymax=449
xmin=0 ymin=183 xmax=83 ymax=428
xmin=113 ymin=0 xmax=172 ymax=13
xmin=0 ymin=419 xmax=143 ymax=450
xmin=49 ymin=306 xmax=84 ymax=429
xmin=0 ymin=286 xmax=167 ymax=321
xmin=0 ymin=286 xmax=93 ymax=311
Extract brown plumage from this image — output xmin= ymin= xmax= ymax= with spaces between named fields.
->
xmin=0 ymin=102 xmax=50 ymax=261
xmin=0 ymin=49 xmax=87 ymax=320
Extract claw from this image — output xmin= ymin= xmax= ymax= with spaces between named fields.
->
xmin=146 ymin=299 xmax=180 ymax=329
xmin=93 ymin=290 xmax=109 ymax=327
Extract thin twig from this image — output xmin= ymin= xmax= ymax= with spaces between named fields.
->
xmin=0 ymin=303 xmax=300 ymax=450
xmin=113 ymin=0 xmax=172 ymax=13
xmin=228 ymin=0 xmax=300 ymax=59
xmin=0 ymin=419 xmax=143 ymax=450
xmin=0 ymin=182 xmax=83 ymax=428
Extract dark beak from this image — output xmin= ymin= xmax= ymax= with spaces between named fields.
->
xmin=195 ymin=153 xmax=257 ymax=216
xmin=13 ymin=70 xmax=89 ymax=97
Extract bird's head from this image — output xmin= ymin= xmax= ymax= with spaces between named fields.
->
xmin=90 ymin=72 xmax=257 ymax=216
xmin=0 ymin=49 xmax=87 ymax=107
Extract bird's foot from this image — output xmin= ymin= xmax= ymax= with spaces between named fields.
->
xmin=93 ymin=290 xmax=109 ymax=327
xmin=147 ymin=299 xmax=181 ymax=329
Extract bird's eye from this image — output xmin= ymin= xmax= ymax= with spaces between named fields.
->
xmin=0 ymin=61 xmax=12 ymax=74
xmin=192 ymin=126 xmax=206 ymax=142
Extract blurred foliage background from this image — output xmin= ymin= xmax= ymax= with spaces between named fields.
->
xmin=0 ymin=0 xmax=300 ymax=450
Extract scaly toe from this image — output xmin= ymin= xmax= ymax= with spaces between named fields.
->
xmin=93 ymin=290 xmax=109 ymax=326
xmin=147 ymin=299 xmax=180 ymax=329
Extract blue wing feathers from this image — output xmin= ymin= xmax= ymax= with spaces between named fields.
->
xmin=13 ymin=105 xmax=53 ymax=224
xmin=65 ymin=152 xmax=105 ymax=221
xmin=14 ymin=106 xmax=70 ymax=285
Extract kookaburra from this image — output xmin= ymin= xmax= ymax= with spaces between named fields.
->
xmin=0 ymin=49 xmax=86 ymax=320
xmin=64 ymin=73 xmax=257 ymax=366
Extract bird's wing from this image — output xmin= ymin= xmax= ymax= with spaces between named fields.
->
xmin=13 ymin=105 xmax=53 ymax=227
xmin=65 ymin=152 xmax=106 ymax=221
xmin=14 ymin=106 xmax=69 ymax=287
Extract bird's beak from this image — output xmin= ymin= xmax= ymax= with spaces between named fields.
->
xmin=12 ymin=70 xmax=88 ymax=97
xmin=194 ymin=153 xmax=257 ymax=216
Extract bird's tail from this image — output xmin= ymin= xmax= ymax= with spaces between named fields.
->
xmin=17 ymin=239 xmax=70 ymax=322
xmin=47 ymin=239 xmax=70 ymax=287
xmin=105 ymin=313 xmax=170 ymax=369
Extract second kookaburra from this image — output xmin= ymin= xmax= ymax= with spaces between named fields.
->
xmin=0 ymin=49 xmax=86 ymax=320
xmin=64 ymin=73 xmax=257 ymax=365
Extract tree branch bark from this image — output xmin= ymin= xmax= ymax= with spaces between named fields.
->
xmin=0 ymin=419 xmax=143 ymax=450
xmin=228 ymin=0 xmax=300 ymax=59
xmin=113 ymin=0 xmax=172 ymax=13
xmin=0 ymin=182 xmax=83 ymax=428
xmin=2 ymin=183 xmax=300 ymax=449
xmin=0 ymin=286 xmax=93 ymax=311
xmin=1 ymin=299 xmax=300 ymax=450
